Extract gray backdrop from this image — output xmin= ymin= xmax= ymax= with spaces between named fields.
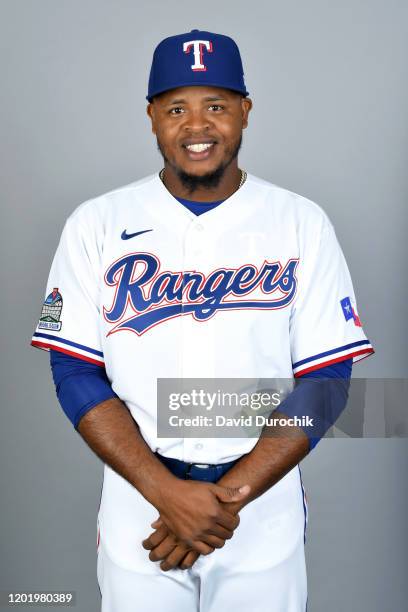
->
xmin=1 ymin=0 xmax=407 ymax=610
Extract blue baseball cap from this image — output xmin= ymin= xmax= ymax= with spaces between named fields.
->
xmin=147 ymin=29 xmax=249 ymax=101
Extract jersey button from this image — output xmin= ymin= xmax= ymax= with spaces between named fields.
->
xmin=195 ymin=442 xmax=203 ymax=450
xmin=195 ymin=224 xmax=204 ymax=232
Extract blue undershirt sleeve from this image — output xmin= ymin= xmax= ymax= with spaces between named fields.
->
xmin=49 ymin=350 xmax=118 ymax=430
xmin=50 ymin=350 xmax=352 ymax=447
xmin=277 ymin=359 xmax=353 ymax=451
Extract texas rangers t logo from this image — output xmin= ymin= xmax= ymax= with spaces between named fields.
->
xmin=183 ymin=40 xmax=213 ymax=71
xmin=103 ymin=253 xmax=299 ymax=335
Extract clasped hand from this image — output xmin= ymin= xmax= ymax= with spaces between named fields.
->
xmin=142 ymin=479 xmax=250 ymax=571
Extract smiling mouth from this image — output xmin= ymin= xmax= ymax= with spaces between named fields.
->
xmin=182 ymin=142 xmax=217 ymax=160
xmin=184 ymin=143 xmax=214 ymax=152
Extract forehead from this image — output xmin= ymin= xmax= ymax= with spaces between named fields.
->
xmin=154 ymin=85 xmax=241 ymax=104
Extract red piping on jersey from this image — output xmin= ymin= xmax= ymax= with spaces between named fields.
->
xmin=31 ymin=340 xmax=105 ymax=367
xmin=294 ymin=348 xmax=374 ymax=377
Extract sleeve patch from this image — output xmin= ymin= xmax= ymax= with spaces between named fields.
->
xmin=38 ymin=287 xmax=63 ymax=332
xmin=340 ymin=296 xmax=362 ymax=327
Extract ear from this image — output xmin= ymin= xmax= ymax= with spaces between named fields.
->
xmin=146 ymin=102 xmax=156 ymax=134
xmin=241 ymin=97 xmax=253 ymax=129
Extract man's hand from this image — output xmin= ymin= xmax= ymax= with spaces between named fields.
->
xmin=142 ymin=525 xmax=199 ymax=571
xmin=143 ymin=408 xmax=310 ymax=571
xmin=153 ymin=479 xmax=250 ymax=555
xmin=142 ymin=495 xmax=247 ymax=571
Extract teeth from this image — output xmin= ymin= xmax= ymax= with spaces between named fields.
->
xmin=185 ymin=143 xmax=213 ymax=152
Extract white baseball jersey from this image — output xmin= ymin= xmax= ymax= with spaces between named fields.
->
xmin=32 ymin=172 xmax=373 ymax=450
xmin=31 ymin=172 xmax=373 ymax=589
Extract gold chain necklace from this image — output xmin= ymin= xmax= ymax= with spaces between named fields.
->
xmin=159 ymin=168 xmax=247 ymax=190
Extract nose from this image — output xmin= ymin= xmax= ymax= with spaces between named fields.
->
xmin=183 ymin=108 xmax=212 ymax=133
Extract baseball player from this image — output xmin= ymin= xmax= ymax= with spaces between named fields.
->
xmin=31 ymin=30 xmax=374 ymax=611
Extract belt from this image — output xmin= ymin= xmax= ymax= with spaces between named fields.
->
xmin=155 ymin=453 xmax=240 ymax=483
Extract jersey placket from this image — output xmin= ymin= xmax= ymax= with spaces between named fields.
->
xmin=179 ymin=216 xmax=217 ymax=464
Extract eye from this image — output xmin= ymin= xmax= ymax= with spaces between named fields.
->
xmin=169 ymin=107 xmax=185 ymax=115
xmin=208 ymin=104 xmax=224 ymax=111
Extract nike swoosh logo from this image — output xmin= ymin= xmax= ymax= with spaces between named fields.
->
xmin=121 ymin=229 xmax=153 ymax=240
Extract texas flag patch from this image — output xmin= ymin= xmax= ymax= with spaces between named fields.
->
xmin=340 ymin=296 xmax=362 ymax=327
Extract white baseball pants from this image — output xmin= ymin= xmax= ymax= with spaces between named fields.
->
xmin=96 ymin=466 xmax=308 ymax=612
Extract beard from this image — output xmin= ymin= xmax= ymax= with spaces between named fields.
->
xmin=156 ymin=136 xmax=242 ymax=194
